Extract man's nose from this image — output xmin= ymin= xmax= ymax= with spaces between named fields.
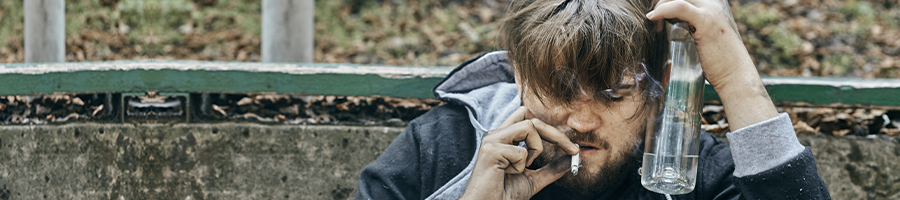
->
xmin=566 ymin=108 xmax=601 ymax=133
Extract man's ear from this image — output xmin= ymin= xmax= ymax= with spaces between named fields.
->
xmin=512 ymin=64 xmax=526 ymax=106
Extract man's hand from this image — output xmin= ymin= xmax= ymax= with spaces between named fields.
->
xmin=460 ymin=107 xmax=580 ymax=200
xmin=646 ymin=0 xmax=743 ymax=88
xmin=647 ymin=0 xmax=778 ymax=130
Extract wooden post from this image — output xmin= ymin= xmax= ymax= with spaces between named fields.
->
xmin=262 ymin=0 xmax=314 ymax=63
xmin=24 ymin=0 xmax=65 ymax=63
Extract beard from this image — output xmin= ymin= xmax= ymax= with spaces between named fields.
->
xmin=528 ymin=128 xmax=644 ymax=197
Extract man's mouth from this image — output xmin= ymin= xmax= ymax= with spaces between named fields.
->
xmin=576 ymin=142 xmax=602 ymax=154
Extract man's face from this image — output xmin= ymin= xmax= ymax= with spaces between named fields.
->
xmin=517 ymin=72 xmax=647 ymax=196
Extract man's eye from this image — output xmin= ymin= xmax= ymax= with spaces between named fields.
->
xmin=601 ymin=88 xmax=628 ymax=102
xmin=607 ymin=97 xmax=623 ymax=102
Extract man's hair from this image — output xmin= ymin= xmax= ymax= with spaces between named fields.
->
xmin=497 ymin=0 xmax=664 ymax=105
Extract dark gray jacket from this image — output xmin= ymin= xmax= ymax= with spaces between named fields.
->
xmin=355 ymin=52 xmax=830 ymax=200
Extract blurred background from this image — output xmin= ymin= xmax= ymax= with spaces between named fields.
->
xmin=0 ymin=1 xmax=899 ymax=199
xmin=0 ymin=0 xmax=897 ymax=77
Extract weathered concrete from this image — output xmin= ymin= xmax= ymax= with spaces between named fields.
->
xmin=0 ymin=124 xmax=402 ymax=200
xmin=800 ymin=135 xmax=900 ymax=200
xmin=24 ymin=0 xmax=65 ymax=63
xmin=262 ymin=0 xmax=314 ymax=63
xmin=0 ymin=124 xmax=897 ymax=199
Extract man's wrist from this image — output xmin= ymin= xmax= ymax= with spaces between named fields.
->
xmin=695 ymin=25 xmax=755 ymax=88
xmin=703 ymin=48 xmax=779 ymax=131
xmin=712 ymin=71 xmax=779 ymax=130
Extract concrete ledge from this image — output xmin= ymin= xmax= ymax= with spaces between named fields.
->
xmin=1 ymin=124 xmax=898 ymax=199
xmin=0 ymin=124 xmax=403 ymax=200
xmin=801 ymin=135 xmax=900 ymax=199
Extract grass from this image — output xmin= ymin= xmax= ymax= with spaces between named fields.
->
xmin=0 ymin=0 xmax=897 ymax=78
xmin=769 ymin=23 xmax=802 ymax=68
xmin=0 ymin=0 xmax=23 ymax=61
xmin=839 ymin=0 xmax=876 ymax=36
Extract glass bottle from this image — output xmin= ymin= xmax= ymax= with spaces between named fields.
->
xmin=640 ymin=20 xmax=704 ymax=195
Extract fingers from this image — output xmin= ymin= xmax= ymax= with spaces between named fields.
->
xmin=480 ymin=142 xmax=529 ymax=174
xmin=489 ymin=106 xmax=576 ymax=166
xmin=487 ymin=121 xmax=544 ymax=166
xmin=488 ymin=118 xmax=579 ymax=155
xmin=523 ymin=125 xmax=543 ymax=166
xmin=524 ymin=155 xmax=574 ymax=196
xmin=530 ymin=119 xmax=580 ymax=155
xmin=646 ymin=0 xmax=702 ymax=24
xmin=498 ymin=106 xmax=529 ymax=129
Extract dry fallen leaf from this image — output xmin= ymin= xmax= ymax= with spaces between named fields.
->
xmin=832 ymin=129 xmax=851 ymax=136
xmin=701 ymin=124 xmax=730 ymax=133
xmin=44 ymin=95 xmax=71 ymax=104
xmin=72 ymin=97 xmax=85 ymax=106
xmin=243 ymin=112 xmax=261 ymax=119
xmin=336 ymin=102 xmax=351 ymax=111
xmin=279 ymin=104 xmax=301 ymax=116
xmin=16 ymin=95 xmax=34 ymax=108
xmin=325 ymin=96 xmax=336 ymax=104
xmin=10 ymin=114 xmax=24 ymax=123
xmin=91 ymin=104 xmax=104 ymax=117
xmin=255 ymin=94 xmax=289 ymax=104
xmin=212 ymin=104 xmax=229 ymax=116
xmin=237 ymin=97 xmax=254 ymax=106
xmin=884 ymin=128 xmax=900 ymax=137
xmin=65 ymin=113 xmax=80 ymax=119
xmin=35 ymin=104 xmax=51 ymax=115
xmin=793 ymin=121 xmax=818 ymax=135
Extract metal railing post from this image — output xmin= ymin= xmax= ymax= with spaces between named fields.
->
xmin=262 ymin=0 xmax=314 ymax=63
xmin=24 ymin=0 xmax=65 ymax=63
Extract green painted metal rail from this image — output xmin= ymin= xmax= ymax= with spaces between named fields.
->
xmin=0 ymin=61 xmax=452 ymax=98
xmin=2 ymin=61 xmax=900 ymax=108
xmin=702 ymin=77 xmax=900 ymax=108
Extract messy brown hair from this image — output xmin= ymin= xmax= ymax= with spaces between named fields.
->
xmin=497 ymin=0 xmax=664 ymax=106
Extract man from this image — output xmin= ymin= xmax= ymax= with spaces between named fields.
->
xmin=356 ymin=0 xmax=831 ymax=199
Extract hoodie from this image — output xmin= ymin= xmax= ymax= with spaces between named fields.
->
xmin=355 ymin=51 xmax=830 ymax=200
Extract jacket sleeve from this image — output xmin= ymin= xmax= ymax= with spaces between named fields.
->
xmin=354 ymin=121 xmax=423 ymax=200
xmin=733 ymin=148 xmax=830 ymax=199
xmin=724 ymin=113 xmax=831 ymax=200
xmin=354 ymin=105 xmax=477 ymax=200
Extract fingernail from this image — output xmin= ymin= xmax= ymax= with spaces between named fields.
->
xmin=572 ymin=144 xmax=580 ymax=153
xmin=645 ymin=11 xmax=654 ymax=19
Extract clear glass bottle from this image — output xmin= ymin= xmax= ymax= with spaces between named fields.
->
xmin=640 ymin=20 xmax=704 ymax=195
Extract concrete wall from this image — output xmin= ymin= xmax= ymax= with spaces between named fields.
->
xmin=0 ymin=124 xmax=402 ymax=200
xmin=802 ymin=135 xmax=900 ymax=199
xmin=0 ymin=124 xmax=898 ymax=200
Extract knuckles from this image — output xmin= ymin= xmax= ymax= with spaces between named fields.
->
xmin=480 ymin=142 xmax=501 ymax=152
xmin=480 ymin=142 xmax=528 ymax=161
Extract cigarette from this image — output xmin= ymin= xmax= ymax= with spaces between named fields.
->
xmin=571 ymin=144 xmax=581 ymax=176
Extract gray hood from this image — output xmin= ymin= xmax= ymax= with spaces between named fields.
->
xmin=427 ymin=51 xmax=522 ymax=200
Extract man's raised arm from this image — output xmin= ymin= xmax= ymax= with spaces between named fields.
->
xmin=647 ymin=0 xmax=831 ymax=199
